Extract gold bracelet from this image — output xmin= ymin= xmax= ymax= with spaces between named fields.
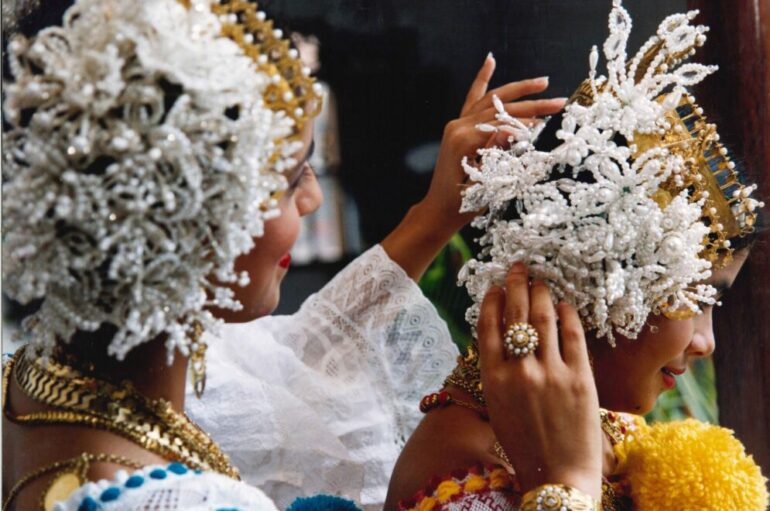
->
xmin=520 ymin=484 xmax=601 ymax=511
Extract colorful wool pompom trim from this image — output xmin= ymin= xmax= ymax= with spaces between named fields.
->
xmin=397 ymin=464 xmax=514 ymax=511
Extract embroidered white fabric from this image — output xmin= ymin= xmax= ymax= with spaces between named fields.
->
xmin=433 ymin=491 xmax=517 ymax=511
xmin=186 ymin=244 xmax=460 ymax=510
xmin=55 ymin=465 xmax=279 ymax=511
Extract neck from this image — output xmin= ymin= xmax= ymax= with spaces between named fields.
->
xmin=125 ymin=337 xmax=189 ymax=412
xmin=61 ymin=327 xmax=190 ymax=412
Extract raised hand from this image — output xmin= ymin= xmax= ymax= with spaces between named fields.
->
xmin=420 ymin=54 xmax=567 ymax=236
xmin=476 ymin=263 xmax=603 ymax=499
xmin=383 ymin=55 xmax=566 ymax=281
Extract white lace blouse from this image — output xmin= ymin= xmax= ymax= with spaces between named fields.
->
xmin=185 ymin=245 xmax=460 ymax=510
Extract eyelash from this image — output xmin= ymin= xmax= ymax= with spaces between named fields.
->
xmin=288 ymin=164 xmax=313 ymax=191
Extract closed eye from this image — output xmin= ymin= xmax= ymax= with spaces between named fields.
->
xmin=287 ymin=162 xmax=315 ymax=192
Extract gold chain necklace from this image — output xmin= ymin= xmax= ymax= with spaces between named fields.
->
xmin=4 ymin=349 xmax=239 ymax=480
xmin=2 ymin=452 xmax=144 ymax=511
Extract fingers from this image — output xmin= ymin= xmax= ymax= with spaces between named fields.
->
xmin=466 ymin=76 xmax=550 ymax=115
xmin=529 ymin=281 xmax=560 ymax=364
xmin=477 ymin=285 xmax=506 ymax=371
xmin=470 ymin=98 xmax=567 ymax=124
xmin=461 ymin=53 xmax=496 ymax=116
xmin=490 ymin=76 xmax=549 ymax=103
xmin=504 ymin=263 xmax=530 ymax=327
xmin=557 ymin=302 xmax=590 ymax=368
xmin=483 ymin=131 xmax=512 ymax=150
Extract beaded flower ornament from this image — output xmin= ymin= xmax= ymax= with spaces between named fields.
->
xmin=2 ymin=0 xmax=321 ymax=361
xmin=459 ymin=0 xmax=763 ymax=343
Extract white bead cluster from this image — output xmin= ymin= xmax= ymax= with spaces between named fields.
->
xmin=2 ymin=0 xmax=299 ymax=361
xmin=459 ymin=1 xmax=721 ymax=344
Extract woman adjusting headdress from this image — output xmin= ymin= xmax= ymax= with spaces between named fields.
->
xmin=387 ymin=2 xmax=768 ymax=510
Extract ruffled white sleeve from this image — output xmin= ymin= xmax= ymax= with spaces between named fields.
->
xmin=186 ymin=245 xmax=459 ymax=510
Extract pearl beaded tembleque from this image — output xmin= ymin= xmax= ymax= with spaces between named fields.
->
xmin=2 ymin=0 xmax=302 ymax=361
xmin=458 ymin=0 xmax=762 ymax=344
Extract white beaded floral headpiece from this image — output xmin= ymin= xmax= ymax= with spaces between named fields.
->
xmin=2 ymin=0 xmax=320 ymax=361
xmin=459 ymin=0 xmax=764 ymax=343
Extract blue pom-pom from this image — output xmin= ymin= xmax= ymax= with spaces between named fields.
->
xmin=167 ymin=462 xmax=188 ymax=475
xmin=286 ymin=495 xmax=362 ymax=511
xmin=149 ymin=468 xmax=167 ymax=479
xmin=100 ymin=487 xmax=121 ymax=502
xmin=78 ymin=496 xmax=98 ymax=511
xmin=125 ymin=475 xmax=144 ymax=488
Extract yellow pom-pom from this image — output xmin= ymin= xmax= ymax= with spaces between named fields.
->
xmin=614 ymin=419 xmax=769 ymax=511
xmin=436 ymin=480 xmax=462 ymax=503
xmin=488 ymin=468 xmax=511 ymax=490
xmin=415 ymin=496 xmax=436 ymax=511
xmin=463 ymin=474 xmax=488 ymax=493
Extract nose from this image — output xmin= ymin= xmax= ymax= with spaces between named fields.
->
xmin=688 ymin=311 xmax=716 ymax=358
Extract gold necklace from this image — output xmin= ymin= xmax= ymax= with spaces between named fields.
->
xmin=2 ymin=452 xmax=144 ymax=511
xmin=4 ymin=349 xmax=239 ymax=479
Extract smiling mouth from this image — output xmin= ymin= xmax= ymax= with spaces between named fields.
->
xmin=662 ymin=366 xmax=686 ymax=376
xmin=661 ymin=368 xmax=677 ymax=389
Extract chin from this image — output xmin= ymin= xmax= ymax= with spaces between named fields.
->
xmin=599 ymin=384 xmax=658 ymax=415
xmin=618 ymin=391 xmax=658 ymax=415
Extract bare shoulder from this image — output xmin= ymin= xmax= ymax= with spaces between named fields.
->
xmin=384 ymin=406 xmax=498 ymax=511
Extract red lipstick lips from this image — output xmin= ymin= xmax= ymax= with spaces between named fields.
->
xmin=661 ymin=366 xmax=685 ymax=389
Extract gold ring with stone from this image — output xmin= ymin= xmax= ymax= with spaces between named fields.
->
xmin=503 ymin=322 xmax=539 ymax=358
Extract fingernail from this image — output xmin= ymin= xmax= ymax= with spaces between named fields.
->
xmin=554 ymin=97 xmax=569 ymax=103
xmin=510 ymin=262 xmax=526 ymax=273
xmin=486 ymin=51 xmax=495 ymax=62
xmin=536 ymin=76 xmax=549 ymax=85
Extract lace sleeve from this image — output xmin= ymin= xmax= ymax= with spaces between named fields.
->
xmin=260 ymin=244 xmax=459 ymax=438
xmin=186 ymin=245 xmax=459 ymax=509
xmin=55 ymin=464 xmax=279 ymax=511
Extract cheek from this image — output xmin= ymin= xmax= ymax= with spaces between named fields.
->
xmin=644 ymin=316 xmax=694 ymax=359
xmin=231 ymin=202 xmax=301 ymax=309
xmin=261 ymin=200 xmax=302 ymax=259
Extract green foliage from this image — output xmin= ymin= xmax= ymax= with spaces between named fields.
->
xmin=647 ymin=357 xmax=718 ymax=424
xmin=420 ymin=237 xmax=719 ymax=423
xmin=419 ymin=234 xmax=473 ymax=352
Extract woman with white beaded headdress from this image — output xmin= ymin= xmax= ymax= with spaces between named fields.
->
xmin=1 ymin=0 xmax=567 ymax=509
xmin=386 ymin=2 xmax=768 ymax=511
